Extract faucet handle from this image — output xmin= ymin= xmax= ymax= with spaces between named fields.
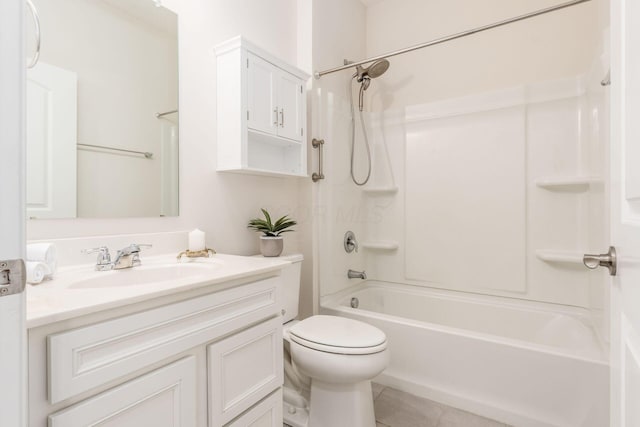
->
xmin=344 ymin=231 xmax=358 ymax=253
xmin=119 ymin=244 xmax=152 ymax=255
xmin=82 ymin=246 xmax=111 ymax=264
xmin=131 ymin=243 xmax=152 ymax=251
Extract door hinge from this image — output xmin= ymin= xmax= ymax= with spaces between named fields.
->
xmin=0 ymin=259 xmax=26 ymax=297
xmin=301 ymin=128 xmax=303 ymax=136
xmin=247 ymin=58 xmax=249 ymax=68
xmin=300 ymin=85 xmax=303 ymax=93
xmin=247 ymin=110 xmax=250 ymax=120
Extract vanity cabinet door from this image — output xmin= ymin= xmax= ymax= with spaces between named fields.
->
xmin=48 ymin=356 xmax=196 ymax=427
xmin=247 ymin=52 xmax=277 ymax=135
xmin=208 ymin=316 xmax=283 ymax=426
xmin=275 ymin=70 xmax=303 ymax=142
xmin=226 ymin=389 xmax=282 ymax=427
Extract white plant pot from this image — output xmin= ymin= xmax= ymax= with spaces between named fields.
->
xmin=260 ymin=236 xmax=284 ymax=257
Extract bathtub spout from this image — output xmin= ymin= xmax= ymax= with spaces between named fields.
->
xmin=348 ymin=269 xmax=367 ymax=280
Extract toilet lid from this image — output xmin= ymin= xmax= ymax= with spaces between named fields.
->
xmin=288 ymin=315 xmax=387 ymax=355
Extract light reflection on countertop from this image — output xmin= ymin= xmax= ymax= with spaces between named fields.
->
xmin=27 ymin=254 xmax=289 ymax=329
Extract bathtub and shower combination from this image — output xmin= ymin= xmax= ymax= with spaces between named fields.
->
xmin=313 ymin=1 xmax=609 ymax=425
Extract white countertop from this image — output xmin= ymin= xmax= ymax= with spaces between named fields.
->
xmin=27 ymin=253 xmax=290 ymax=329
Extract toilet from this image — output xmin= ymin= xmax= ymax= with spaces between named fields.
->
xmin=278 ymin=254 xmax=389 ymax=427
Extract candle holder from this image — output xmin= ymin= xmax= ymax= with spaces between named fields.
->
xmin=176 ymin=248 xmax=216 ymax=261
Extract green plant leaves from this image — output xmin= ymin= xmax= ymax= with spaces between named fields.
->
xmin=247 ymin=208 xmax=297 ymax=236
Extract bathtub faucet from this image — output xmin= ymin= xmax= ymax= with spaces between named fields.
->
xmin=347 ymin=269 xmax=367 ymax=280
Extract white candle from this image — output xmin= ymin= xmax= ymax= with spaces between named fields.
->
xmin=188 ymin=229 xmax=206 ymax=252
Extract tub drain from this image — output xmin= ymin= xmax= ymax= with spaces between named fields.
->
xmin=350 ymin=297 xmax=359 ymax=308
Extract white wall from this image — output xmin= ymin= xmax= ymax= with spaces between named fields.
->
xmin=28 ymin=0 xmax=307 ymax=260
xmin=365 ymin=0 xmax=599 ymax=108
xmin=32 ymin=0 xmax=178 ymax=218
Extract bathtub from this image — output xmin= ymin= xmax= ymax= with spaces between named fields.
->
xmin=321 ymin=281 xmax=609 ymax=427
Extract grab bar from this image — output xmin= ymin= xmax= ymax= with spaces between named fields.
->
xmin=312 ymin=138 xmax=325 ymax=182
xmin=26 ymin=0 xmax=41 ymax=69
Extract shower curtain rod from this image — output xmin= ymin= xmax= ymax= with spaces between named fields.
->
xmin=314 ymin=0 xmax=592 ymax=79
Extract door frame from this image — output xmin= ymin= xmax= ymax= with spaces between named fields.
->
xmin=0 ymin=0 xmax=28 ymax=425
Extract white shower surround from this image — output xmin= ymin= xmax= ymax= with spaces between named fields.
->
xmin=359 ymin=76 xmax=605 ymax=307
xmin=322 ymin=281 xmax=609 ymax=427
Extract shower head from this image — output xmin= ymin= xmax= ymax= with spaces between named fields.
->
xmin=352 ymin=58 xmax=390 ymax=112
xmin=356 ymin=58 xmax=390 ymax=82
xmin=367 ymin=59 xmax=390 ymax=78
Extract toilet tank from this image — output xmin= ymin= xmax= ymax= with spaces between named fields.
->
xmin=279 ymin=254 xmax=303 ymax=323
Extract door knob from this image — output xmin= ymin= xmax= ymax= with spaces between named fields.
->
xmin=583 ymin=246 xmax=617 ymax=276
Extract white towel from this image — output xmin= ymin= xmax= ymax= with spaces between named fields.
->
xmin=26 ymin=242 xmax=57 ymax=278
xmin=26 ymin=261 xmax=50 ymax=285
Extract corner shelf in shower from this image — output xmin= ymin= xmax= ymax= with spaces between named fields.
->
xmin=535 ymin=176 xmax=603 ymax=191
xmin=361 ymin=240 xmax=399 ymax=251
xmin=535 ymin=250 xmax=584 ymax=264
xmin=362 ymin=187 xmax=398 ymax=196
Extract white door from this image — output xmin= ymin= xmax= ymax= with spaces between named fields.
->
xmin=247 ymin=53 xmax=277 ymax=135
xmin=0 ymin=0 xmax=27 ymax=425
xmin=610 ymin=0 xmax=640 ymax=425
xmin=276 ymin=71 xmax=303 ymax=142
xmin=26 ymin=62 xmax=78 ymax=219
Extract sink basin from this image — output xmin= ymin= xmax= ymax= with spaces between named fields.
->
xmin=68 ymin=263 xmax=218 ymax=289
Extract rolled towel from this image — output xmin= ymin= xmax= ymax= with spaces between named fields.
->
xmin=26 ymin=261 xmax=51 ymax=285
xmin=26 ymin=242 xmax=57 ymax=278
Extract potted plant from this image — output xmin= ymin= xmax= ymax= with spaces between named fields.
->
xmin=247 ymin=208 xmax=297 ymax=257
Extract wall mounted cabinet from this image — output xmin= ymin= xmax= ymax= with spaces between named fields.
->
xmin=215 ymin=36 xmax=309 ymax=177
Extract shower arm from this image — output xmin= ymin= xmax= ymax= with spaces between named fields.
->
xmin=314 ymin=0 xmax=592 ymax=79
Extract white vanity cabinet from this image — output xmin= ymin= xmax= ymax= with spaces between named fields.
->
xmin=28 ymin=275 xmax=284 ymax=427
xmin=215 ymin=36 xmax=309 ymax=177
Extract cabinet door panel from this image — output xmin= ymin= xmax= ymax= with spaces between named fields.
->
xmin=227 ymin=389 xmax=282 ymax=427
xmin=276 ymin=71 xmax=302 ymax=142
xmin=48 ymin=357 xmax=196 ymax=427
xmin=208 ymin=317 xmax=283 ymax=425
xmin=247 ymin=53 xmax=276 ymax=135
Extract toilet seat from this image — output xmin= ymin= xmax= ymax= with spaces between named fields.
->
xmin=289 ymin=315 xmax=387 ymax=355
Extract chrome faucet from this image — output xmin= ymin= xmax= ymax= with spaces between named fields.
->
xmin=113 ymin=244 xmax=152 ymax=269
xmin=347 ymin=269 xmax=367 ymax=280
xmin=83 ymin=244 xmax=152 ymax=271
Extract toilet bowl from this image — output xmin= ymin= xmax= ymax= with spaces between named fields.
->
xmin=273 ymin=254 xmax=389 ymax=427
xmin=289 ymin=315 xmax=389 ymax=427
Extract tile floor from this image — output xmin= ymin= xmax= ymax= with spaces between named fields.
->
xmin=283 ymin=383 xmax=510 ymax=427
xmin=372 ymin=383 xmax=511 ymax=427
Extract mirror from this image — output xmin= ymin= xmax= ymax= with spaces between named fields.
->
xmin=26 ymin=0 xmax=179 ymax=219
